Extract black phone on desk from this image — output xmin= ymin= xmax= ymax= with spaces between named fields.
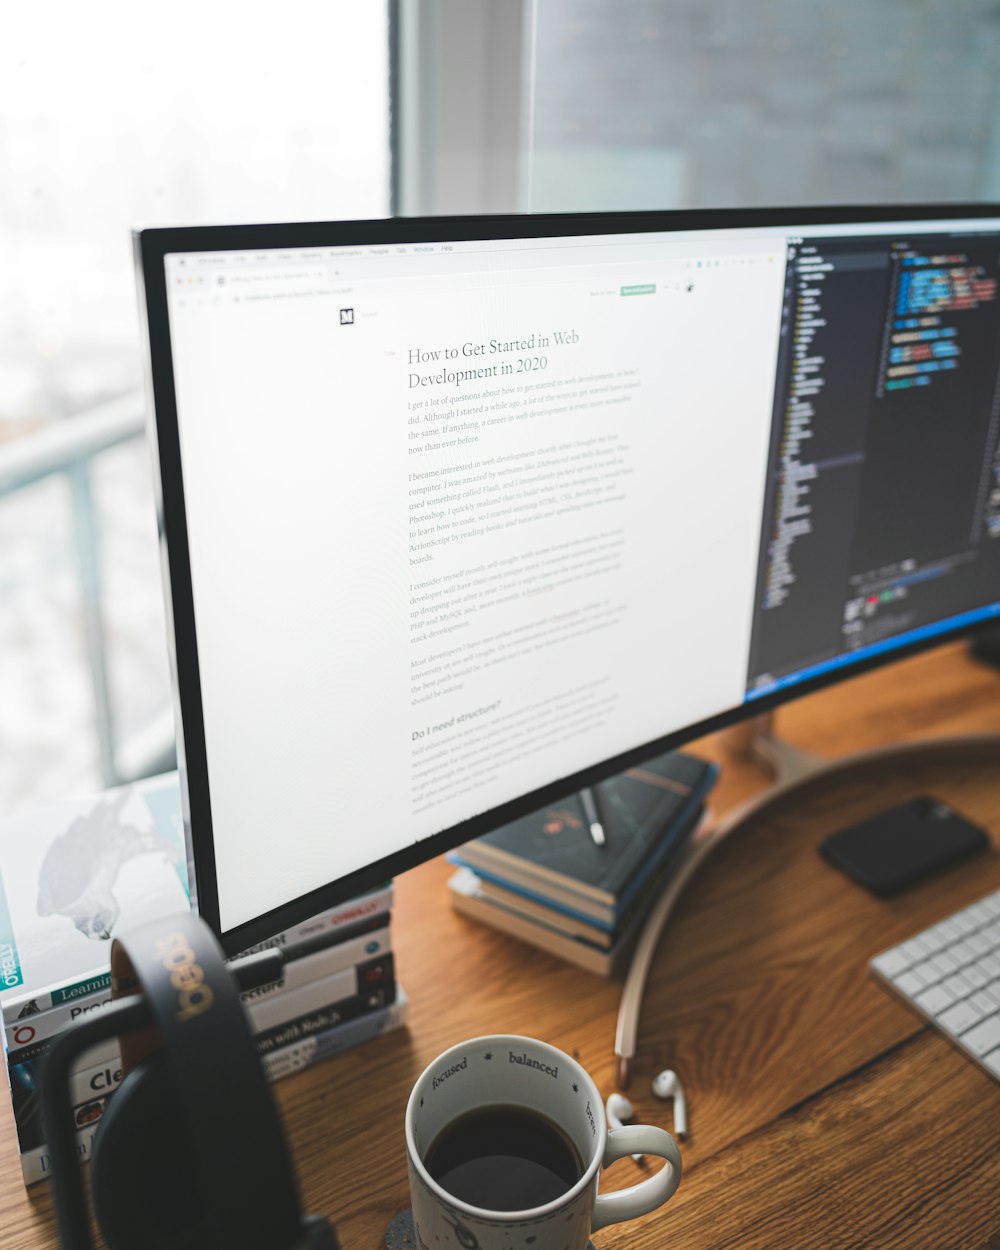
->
xmin=819 ymin=795 xmax=990 ymax=897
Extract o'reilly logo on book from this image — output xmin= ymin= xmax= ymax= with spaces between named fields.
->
xmin=0 ymin=875 xmax=22 ymax=990
xmin=155 ymin=933 xmax=213 ymax=1023
xmin=1 ymin=942 xmax=21 ymax=991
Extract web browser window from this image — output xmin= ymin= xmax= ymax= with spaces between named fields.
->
xmin=165 ymin=230 xmax=786 ymax=929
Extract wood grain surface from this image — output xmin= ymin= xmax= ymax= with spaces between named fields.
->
xmin=3 ymin=642 xmax=1000 ymax=1249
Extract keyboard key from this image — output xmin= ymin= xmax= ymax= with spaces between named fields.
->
xmin=954 ymin=911 xmax=979 ymax=935
xmin=962 ymin=1015 xmax=1000 ymax=1057
xmin=970 ymin=990 xmax=998 ymax=1017
xmin=910 ymin=928 xmax=941 ymax=955
xmin=965 ymin=932 xmax=992 ymax=956
xmin=938 ymin=1000 xmax=985 ymax=1036
xmin=937 ymin=917 xmax=963 ymax=941
xmin=930 ymin=950 xmax=960 ymax=976
xmin=963 ymin=964 xmax=989 ymax=990
xmin=965 ymin=902 xmax=993 ymax=926
xmin=895 ymin=971 xmax=926 ymax=997
xmin=950 ymin=939 xmax=978 ymax=966
xmin=980 ymin=954 xmax=1000 ymax=978
xmin=872 ymin=948 xmax=912 ymax=978
xmin=911 ymin=959 xmax=943 ymax=986
xmin=914 ymin=985 xmax=954 ymax=1015
xmin=901 ymin=936 xmax=933 ymax=962
xmin=943 ymin=972 xmax=976 ymax=1000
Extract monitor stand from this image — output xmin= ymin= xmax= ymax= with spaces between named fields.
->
xmin=614 ymin=712 xmax=1000 ymax=1087
xmin=724 ymin=709 xmax=821 ymax=785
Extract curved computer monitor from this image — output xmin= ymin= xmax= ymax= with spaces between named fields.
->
xmin=136 ymin=205 xmax=1000 ymax=954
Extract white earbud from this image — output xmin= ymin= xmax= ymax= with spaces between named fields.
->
xmin=604 ymin=1093 xmax=644 ymax=1161
xmin=604 ymin=1092 xmax=633 ymax=1131
xmin=651 ymin=1069 xmax=687 ymax=1139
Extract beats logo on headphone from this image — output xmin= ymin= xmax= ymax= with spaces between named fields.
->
xmin=41 ymin=911 xmax=339 ymax=1250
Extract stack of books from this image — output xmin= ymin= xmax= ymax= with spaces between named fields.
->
xmin=0 ymin=774 xmax=407 ymax=1185
xmin=231 ymin=883 xmax=406 ymax=1086
xmin=448 ymin=750 xmax=717 ymax=976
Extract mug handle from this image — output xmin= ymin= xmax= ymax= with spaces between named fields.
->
xmin=591 ymin=1125 xmax=682 ymax=1232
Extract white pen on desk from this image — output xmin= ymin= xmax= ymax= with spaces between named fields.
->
xmin=580 ymin=786 xmax=606 ymax=847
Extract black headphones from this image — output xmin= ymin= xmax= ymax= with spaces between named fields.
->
xmin=41 ymin=911 xmax=339 ymax=1250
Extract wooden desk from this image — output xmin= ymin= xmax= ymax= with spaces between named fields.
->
xmin=4 ymin=643 xmax=1000 ymax=1248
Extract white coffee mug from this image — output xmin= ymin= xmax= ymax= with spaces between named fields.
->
xmin=405 ymin=1034 xmax=682 ymax=1250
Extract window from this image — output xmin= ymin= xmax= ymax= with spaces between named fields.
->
xmin=0 ymin=3 xmax=390 ymax=815
xmin=528 ymin=0 xmax=1000 ymax=211
xmin=396 ymin=0 xmax=1000 ymax=215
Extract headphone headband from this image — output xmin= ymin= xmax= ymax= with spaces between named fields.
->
xmin=111 ymin=912 xmax=305 ymax=1249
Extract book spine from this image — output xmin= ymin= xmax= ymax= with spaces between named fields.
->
xmin=449 ymin=886 xmax=611 ymax=976
xmin=448 ymin=854 xmax=617 ymax=927
xmin=457 ymin=870 xmax=614 ymax=946
xmin=2 ymin=971 xmax=114 ymax=1026
xmin=243 ymin=952 xmax=394 ymax=1034
xmin=238 ymin=927 xmax=392 ymax=1008
xmin=235 ymin=884 xmax=394 ymax=957
xmin=20 ymin=1124 xmax=101 ymax=1187
xmin=262 ymin=988 xmax=410 ymax=1083
xmin=254 ymin=982 xmax=398 ymax=1056
xmin=4 ymin=988 xmax=115 ymax=1057
xmin=6 ymin=1019 xmax=120 ymax=1077
xmin=233 ymin=909 xmax=390 ymax=966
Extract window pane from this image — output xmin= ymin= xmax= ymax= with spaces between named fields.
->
xmin=1 ymin=1 xmax=390 ymax=423
xmin=0 ymin=478 xmax=98 ymax=811
xmin=0 ymin=3 xmax=390 ymax=815
xmin=528 ymin=0 xmax=1000 ymax=212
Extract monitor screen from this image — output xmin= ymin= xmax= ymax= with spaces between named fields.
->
xmin=136 ymin=207 xmax=1000 ymax=952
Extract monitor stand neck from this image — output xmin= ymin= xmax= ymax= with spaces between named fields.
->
xmin=726 ymin=710 xmax=823 ymax=786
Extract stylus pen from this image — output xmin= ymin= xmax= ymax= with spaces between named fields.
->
xmin=580 ymin=786 xmax=606 ymax=846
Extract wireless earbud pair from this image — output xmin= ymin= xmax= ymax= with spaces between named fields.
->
xmin=605 ymin=1069 xmax=687 ymax=1161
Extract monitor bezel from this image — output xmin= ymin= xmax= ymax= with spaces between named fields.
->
xmin=136 ymin=202 xmax=1000 ymax=955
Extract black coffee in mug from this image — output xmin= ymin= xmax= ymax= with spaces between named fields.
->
xmin=425 ymin=1105 xmax=585 ymax=1212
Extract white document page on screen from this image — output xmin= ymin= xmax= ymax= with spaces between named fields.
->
xmin=165 ymin=239 xmax=786 ymax=932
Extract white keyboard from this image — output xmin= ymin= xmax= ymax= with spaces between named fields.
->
xmin=870 ymin=887 xmax=1000 ymax=1082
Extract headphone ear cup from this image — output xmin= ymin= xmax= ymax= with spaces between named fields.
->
xmin=91 ymin=1052 xmax=212 ymax=1250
